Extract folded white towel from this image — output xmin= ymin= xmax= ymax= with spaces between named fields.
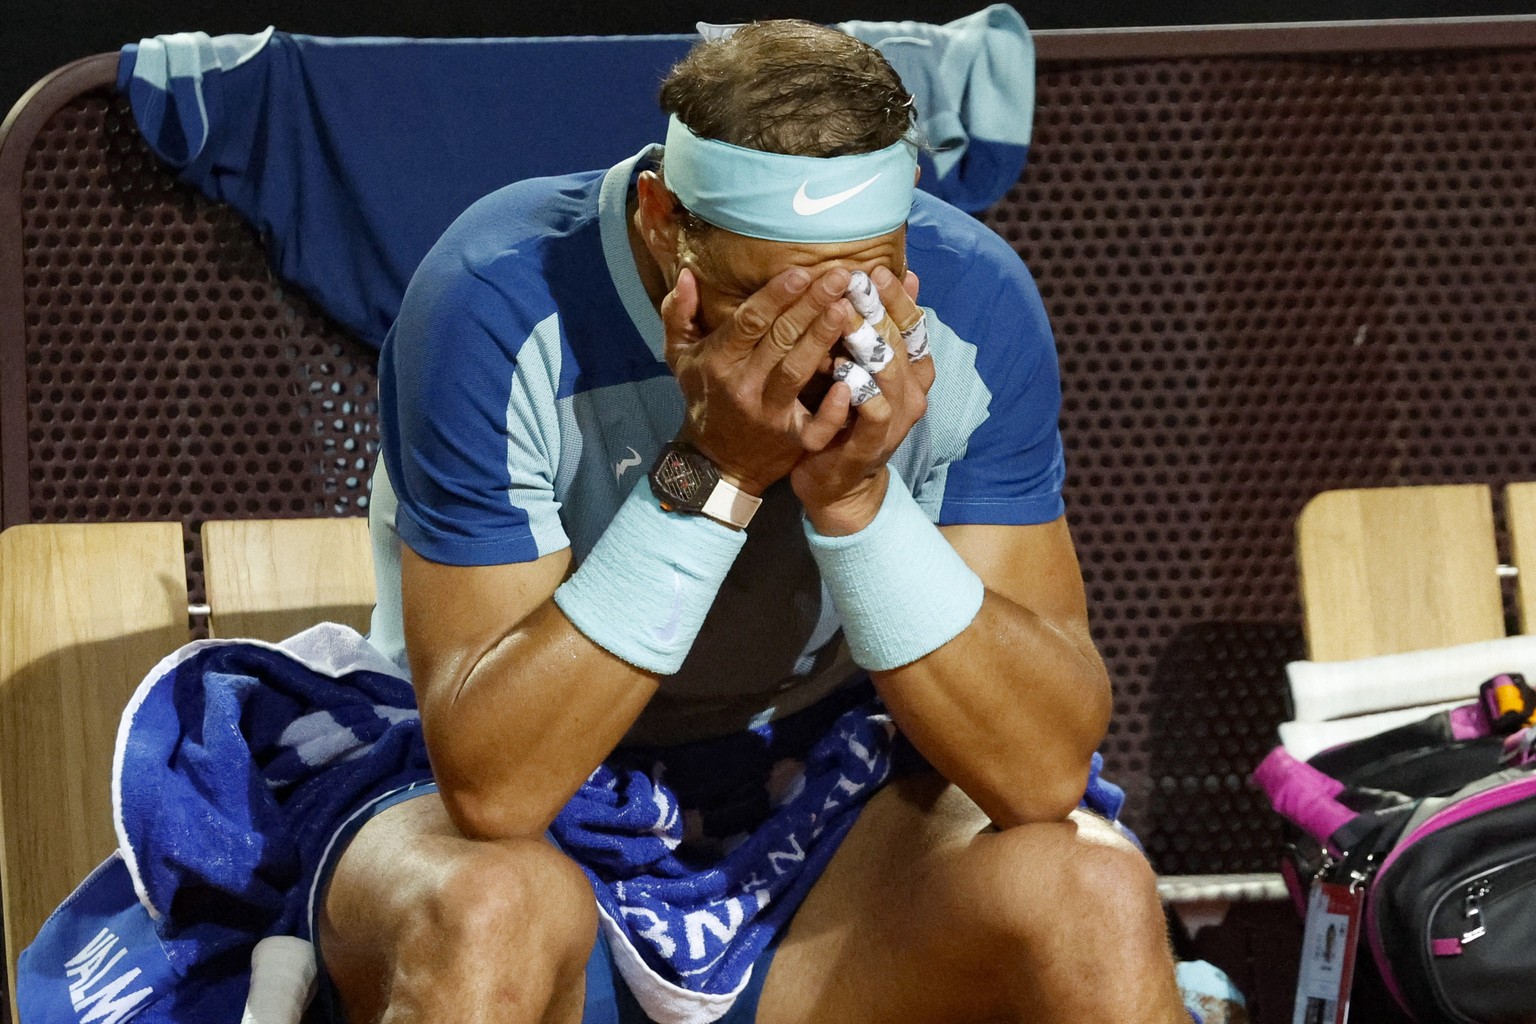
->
xmin=1287 ymin=634 xmax=1536 ymax=722
xmin=1278 ymin=701 xmax=1469 ymax=761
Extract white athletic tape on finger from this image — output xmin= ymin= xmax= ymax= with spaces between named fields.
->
xmin=842 ymin=320 xmax=894 ymax=375
xmin=844 ymin=272 xmax=895 ymax=372
xmin=849 ymin=270 xmax=928 ymax=362
xmin=901 ymin=316 xmax=930 ymax=362
xmin=847 ymin=271 xmax=886 ymax=323
xmin=834 ymin=358 xmax=882 ymax=406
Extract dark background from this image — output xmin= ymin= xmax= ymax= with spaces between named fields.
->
xmin=5 ymin=0 xmax=1536 ymax=120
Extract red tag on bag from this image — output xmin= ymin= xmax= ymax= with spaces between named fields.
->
xmin=1292 ymin=880 xmax=1365 ymax=1024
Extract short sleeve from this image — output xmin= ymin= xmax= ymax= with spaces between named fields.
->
xmin=378 ymin=254 xmax=571 ymax=566
xmin=923 ymin=231 xmax=1065 ymax=526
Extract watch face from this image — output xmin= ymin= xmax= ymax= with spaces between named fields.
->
xmin=652 ymin=447 xmax=709 ymax=509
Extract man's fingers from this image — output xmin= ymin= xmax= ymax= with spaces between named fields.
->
xmin=763 ymin=299 xmax=850 ymax=407
xmin=834 ymin=375 xmax=897 ymax=467
xmin=832 ymin=358 xmax=882 ymax=407
xmin=661 ymin=267 xmax=700 ymax=332
xmin=840 ymin=320 xmax=896 ymax=377
xmin=845 ymin=270 xmax=888 ymax=325
xmin=751 ymin=267 xmax=851 ymax=379
xmin=721 ymin=266 xmax=812 ymax=351
xmin=871 ymin=266 xmax=918 ymax=330
xmin=910 ymin=348 xmax=937 ymax=392
xmin=659 ymin=268 xmax=703 ymax=366
xmin=871 ymin=267 xmax=930 ymax=363
xmin=843 ymin=379 xmax=910 ymax=469
xmin=798 ymin=382 xmax=852 ymax=452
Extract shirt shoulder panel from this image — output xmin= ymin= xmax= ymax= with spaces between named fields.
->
xmin=906 ymin=193 xmax=1065 ymax=526
xmin=378 ymin=179 xmax=600 ymax=567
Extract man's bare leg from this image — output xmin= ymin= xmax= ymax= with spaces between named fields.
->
xmin=757 ymin=772 xmax=1188 ymax=1024
xmin=318 ymin=794 xmax=596 ymax=1024
xmin=319 ymin=775 xmax=1184 ymax=1024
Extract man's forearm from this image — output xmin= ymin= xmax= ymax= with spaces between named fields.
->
xmin=869 ymin=591 xmax=1112 ymax=829
xmin=413 ymin=477 xmax=747 ymax=841
xmin=421 ymin=598 xmax=659 ymax=841
xmin=801 ymin=473 xmax=1110 ymax=830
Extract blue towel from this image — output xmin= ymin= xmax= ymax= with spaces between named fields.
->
xmin=555 ymin=688 xmax=920 ymax=1019
xmin=19 ymin=625 xmax=430 ymax=1024
xmin=840 ymin=4 xmax=1036 ymax=213
xmin=18 ymin=624 xmax=1126 ymax=1024
xmin=117 ymin=14 xmax=1036 ymax=351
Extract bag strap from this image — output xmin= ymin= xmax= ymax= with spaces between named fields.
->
xmin=1445 ymin=673 xmax=1536 ymax=765
xmin=1260 ymin=674 xmax=1536 ymax=854
xmin=1255 ymin=747 xmax=1422 ymax=856
xmin=1253 ymin=747 xmax=1361 ymax=852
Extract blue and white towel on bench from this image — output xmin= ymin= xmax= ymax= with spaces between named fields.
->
xmin=18 ymin=623 xmax=1125 ymax=1024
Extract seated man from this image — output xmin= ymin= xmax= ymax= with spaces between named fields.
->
xmin=320 ymin=19 xmax=1190 ymax=1024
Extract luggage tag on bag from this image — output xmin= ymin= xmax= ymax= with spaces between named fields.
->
xmin=1292 ymin=873 xmax=1365 ymax=1024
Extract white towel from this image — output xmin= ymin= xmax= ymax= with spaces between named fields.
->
xmin=1287 ymin=634 xmax=1536 ymax=721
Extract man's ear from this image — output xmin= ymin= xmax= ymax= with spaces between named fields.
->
xmin=636 ymin=171 xmax=683 ymax=277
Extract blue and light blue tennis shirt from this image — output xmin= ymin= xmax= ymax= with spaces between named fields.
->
xmin=369 ymin=144 xmax=1066 ymax=744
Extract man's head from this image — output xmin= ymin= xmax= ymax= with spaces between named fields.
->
xmin=635 ymin=21 xmax=919 ymax=333
xmin=658 ymin=20 xmax=914 ymax=159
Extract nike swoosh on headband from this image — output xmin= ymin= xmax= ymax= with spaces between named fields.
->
xmin=792 ymin=174 xmax=882 ymax=216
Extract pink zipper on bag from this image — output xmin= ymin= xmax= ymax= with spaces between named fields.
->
xmin=1365 ymin=775 xmax=1536 ymax=1016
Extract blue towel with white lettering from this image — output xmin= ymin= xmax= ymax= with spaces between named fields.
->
xmin=17 ymin=625 xmax=430 ymax=1024
xmin=17 ymin=624 xmax=1125 ymax=1024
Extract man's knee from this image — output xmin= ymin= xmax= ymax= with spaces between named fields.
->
xmin=326 ymin=828 xmax=599 ymax=1022
xmin=408 ymin=838 xmax=599 ymax=964
xmin=980 ymin=811 xmax=1161 ymax=948
xmin=1061 ymin=813 xmax=1161 ymax=924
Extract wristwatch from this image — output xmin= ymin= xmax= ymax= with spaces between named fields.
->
xmin=648 ymin=441 xmax=763 ymax=530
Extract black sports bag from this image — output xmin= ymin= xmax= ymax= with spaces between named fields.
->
xmin=1256 ymin=673 xmax=1536 ymax=1024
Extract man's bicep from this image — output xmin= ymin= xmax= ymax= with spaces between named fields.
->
xmin=939 ymin=518 xmax=1094 ymax=648
xmin=400 ymin=541 xmax=572 ymax=710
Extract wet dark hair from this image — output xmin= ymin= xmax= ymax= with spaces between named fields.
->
xmin=659 ymin=20 xmax=916 ymax=158
xmin=654 ymin=21 xmax=917 ymax=238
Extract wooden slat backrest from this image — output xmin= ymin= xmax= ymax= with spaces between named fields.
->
xmin=202 ymin=518 xmax=375 ymax=643
xmin=0 ymin=522 xmax=189 ymax=1018
xmin=1295 ymin=485 xmax=1505 ymax=661
xmin=1504 ymin=482 xmax=1536 ymax=635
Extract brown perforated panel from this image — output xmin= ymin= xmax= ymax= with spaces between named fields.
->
xmin=984 ymin=49 xmax=1536 ymax=871
xmin=14 ymin=92 xmax=380 ymax=624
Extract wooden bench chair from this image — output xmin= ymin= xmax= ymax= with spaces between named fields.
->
xmin=1165 ymin=484 xmax=1536 ymax=946
xmin=0 ymin=518 xmax=373 ymax=1022
xmin=1296 ymin=483 xmax=1536 ymax=661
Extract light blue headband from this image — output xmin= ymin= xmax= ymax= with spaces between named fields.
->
xmin=662 ymin=114 xmax=918 ymax=243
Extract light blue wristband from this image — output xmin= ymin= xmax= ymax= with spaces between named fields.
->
xmin=804 ymin=469 xmax=986 ymax=671
xmin=554 ymin=477 xmax=747 ymax=675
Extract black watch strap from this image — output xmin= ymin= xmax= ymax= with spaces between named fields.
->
xmin=648 ymin=442 xmax=762 ymax=529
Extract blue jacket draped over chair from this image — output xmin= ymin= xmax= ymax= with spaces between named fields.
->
xmin=118 ymin=7 xmax=1037 ymax=350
